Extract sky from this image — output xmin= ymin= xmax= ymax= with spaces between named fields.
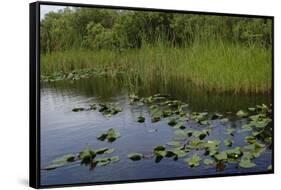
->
xmin=40 ymin=5 xmax=67 ymax=20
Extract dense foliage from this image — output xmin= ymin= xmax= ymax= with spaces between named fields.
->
xmin=40 ymin=7 xmax=272 ymax=53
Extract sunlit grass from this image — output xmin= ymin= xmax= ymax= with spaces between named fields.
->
xmin=41 ymin=41 xmax=272 ymax=94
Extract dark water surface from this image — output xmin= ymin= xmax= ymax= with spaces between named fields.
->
xmin=40 ymin=77 xmax=272 ymax=186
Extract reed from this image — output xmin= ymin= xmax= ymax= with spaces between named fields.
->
xmin=41 ymin=40 xmax=272 ymax=94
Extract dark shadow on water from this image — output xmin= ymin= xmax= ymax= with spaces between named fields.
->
xmin=41 ymin=75 xmax=272 ymax=113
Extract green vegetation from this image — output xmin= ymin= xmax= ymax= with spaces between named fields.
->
xmin=41 ymin=8 xmax=272 ymax=93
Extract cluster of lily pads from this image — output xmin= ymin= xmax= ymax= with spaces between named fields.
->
xmin=41 ymin=68 xmax=125 ymax=82
xmin=44 ymin=93 xmax=272 ymax=172
xmin=72 ymin=103 xmax=123 ymax=117
xmin=44 ymin=128 xmax=121 ymax=170
xmin=43 ymin=147 xmax=119 ymax=170
xmin=127 ymin=94 xmax=272 ymax=170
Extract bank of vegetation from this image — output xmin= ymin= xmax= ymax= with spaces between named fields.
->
xmin=41 ymin=7 xmax=272 ymax=93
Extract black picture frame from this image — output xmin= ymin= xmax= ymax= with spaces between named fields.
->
xmin=30 ymin=1 xmax=274 ymax=188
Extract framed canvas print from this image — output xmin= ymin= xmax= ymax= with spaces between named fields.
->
xmin=29 ymin=1 xmax=274 ymax=188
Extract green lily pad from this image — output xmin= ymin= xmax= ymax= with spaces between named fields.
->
xmin=166 ymin=141 xmax=181 ymax=147
xmin=174 ymin=130 xmax=188 ymax=140
xmin=239 ymin=159 xmax=256 ymax=168
xmin=154 ymin=145 xmax=166 ymax=151
xmin=72 ymin=107 xmax=85 ymax=112
xmin=224 ymin=139 xmax=233 ymax=147
xmin=97 ymin=133 xmax=108 ymax=141
xmin=185 ymin=154 xmax=201 ymax=167
xmin=162 ymin=109 xmax=173 ymax=117
xmin=97 ymin=128 xmax=121 ymax=142
xmin=236 ymin=110 xmax=249 ymax=118
xmin=168 ymin=119 xmax=177 ymax=126
xmin=110 ymin=156 xmax=120 ymax=163
xmin=214 ymin=152 xmax=227 ymax=161
xmin=173 ymin=122 xmax=186 ymax=129
xmin=248 ymin=107 xmax=256 ymax=112
xmin=211 ymin=113 xmax=223 ymax=120
xmin=128 ymin=153 xmax=143 ymax=161
xmin=172 ymin=148 xmax=188 ymax=158
xmin=96 ymin=158 xmax=111 ymax=166
xmin=137 ymin=116 xmax=145 ymax=123
xmin=79 ymin=149 xmax=96 ymax=163
xmin=204 ymin=158 xmax=214 ymax=166
xmin=95 ymin=148 xmax=115 ymax=154
xmin=44 ymin=154 xmax=76 ymax=170
xmin=151 ymin=116 xmax=161 ymax=123
xmin=267 ymin=164 xmax=272 ymax=170
xmin=220 ymin=118 xmax=229 ymax=123
xmin=95 ymin=156 xmax=119 ymax=166
xmin=226 ymin=128 xmax=235 ymax=136
xmin=245 ymin=136 xmax=256 ymax=144
xmin=155 ymin=150 xmax=167 ymax=157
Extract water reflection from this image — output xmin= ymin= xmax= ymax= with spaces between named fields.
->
xmin=41 ymin=76 xmax=272 ymax=112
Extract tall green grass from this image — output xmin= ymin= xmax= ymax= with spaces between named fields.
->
xmin=41 ymin=41 xmax=272 ymax=94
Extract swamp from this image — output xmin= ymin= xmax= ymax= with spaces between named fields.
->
xmin=40 ymin=5 xmax=273 ymax=186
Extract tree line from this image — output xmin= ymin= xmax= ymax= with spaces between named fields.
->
xmin=40 ymin=7 xmax=272 ymax=53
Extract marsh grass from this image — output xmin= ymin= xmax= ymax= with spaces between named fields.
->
xmin=41 ymin=40 xmax=272 ymax=94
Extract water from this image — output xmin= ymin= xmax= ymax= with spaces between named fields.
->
xmin=40 ymin=77 xmax=272 ymax=186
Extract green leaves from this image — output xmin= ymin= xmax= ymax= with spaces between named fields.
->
xmin=98 ymin=103 xmax=123 ymax=117
xmin=239 ymin=159 xmax=256 ymax=168
xmin=128 ymin=153 xmax=143 ymax=161
xmin=191 ymin=112 xmax=208 ymax=125
xmin=71 ymin=103 xmax=123 ymax=116
xmin=96 ymin=156 xmax=120 ymax=166
xmin=224 ymin=139 xmax=233 ymax=147
xmin=204 ymin=158 xmax=214 ymax=166
xmin=236 ymin=110 xmax=249 ymax=118
xmin=72 ymin=107 xmax=85 ymax=112
xmin=185 ymin=154 xmax=201 ymax=167
xmin=166 ymin=141 xmax=181 ymax=147
xmin=97 ymin=128 xmax=121 ymax=142
xmin=137 ymin=116 xmax=145 ymax=123
xmin=95 ymin=148 xmax=115 ymax=154
xmin=43 ymin=154 xmax=76 ymax=170
xmin=214 ymin=152 xmax=227 ymax=161
xmin=168 ymin=118 xmax=177 ymax=126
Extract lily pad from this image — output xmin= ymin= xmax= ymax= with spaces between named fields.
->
xmin=96 ymin=158 xmax=111 ymax=166
xmin=267 ymin=164 xmax=272 ymax=170
xmin=166 ymin=141 xmax=181 ymax=147
xmin=79 ymin=149 xmax=96 ymax=163
xmin=137 ymin=116 xmax=145 ymax=123
xmin=214 ymin=152 xmax=227 ymax=161
xmin=185 ymin=154 xmax=201 ymax=167
xmin=44 ymin=154 xmax=76 ymax=170
xmin=172 ymin=148 xmax=188 ymax=158
xmin=203 ymin=158 xmax=214 ymax=166
xmin=224 ymin=139 xmax=233 ymax=147
xmin=236 ymin=110 xmax=249 ymax=118
xmin=95 ymin=148 xmax=115 ymax=154
xmin=245 ymin=136 xmax=256 ymax=144
xmin=128 ymin=153 xmax=143 ymax=161
xmin=154 ymin=145 xmax=166 ymax=151
xmin=97 ymin=128 xmax=121 ymax=142
xmin=168 ymin=118 xmax=177 ymax=126
xmin=211 ymin=113 xmax=223 ymax=120
xmin=72 ymin=107 xmax=85 ymax=112
xmin=174 ymin=130 xmax=188 ymax=140
xmin=239 ymin=159 xmax=256 ymax=168
xmin=173 ymin=122 xmax=186 ymax=129
xmin=151 ymin=116 xmax=161 ymax=123
xmin=110 ymin=156 xmax=120 ymax=163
